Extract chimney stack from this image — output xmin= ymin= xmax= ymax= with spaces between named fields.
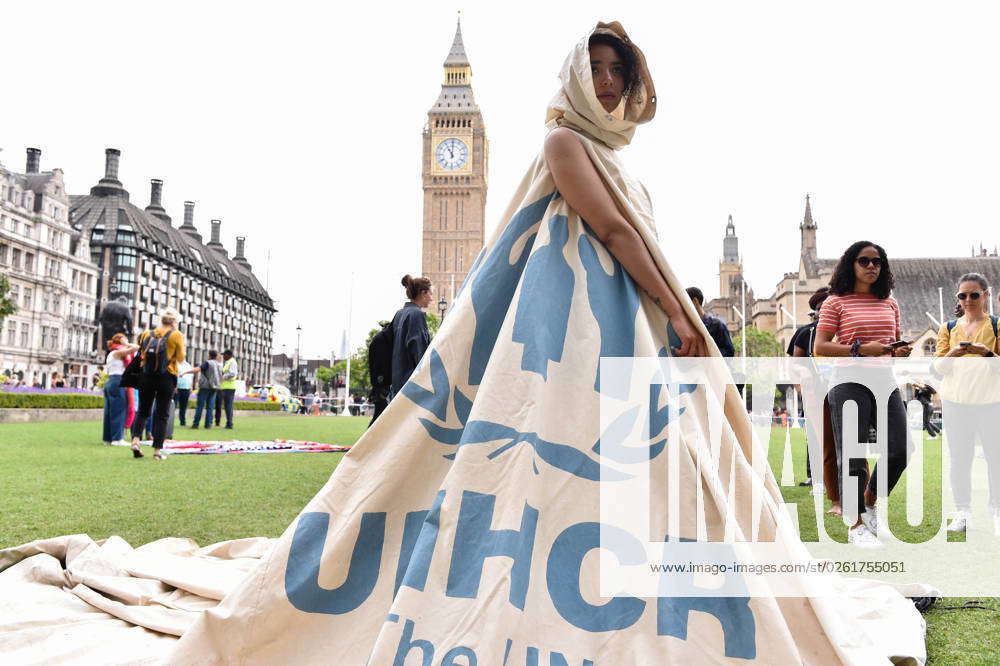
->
xmin=89 ymin=147 xmax=129 ymax=199
xmin=144 ymin=178 xmax=172 ymax=224
xmin=104 ymin=148 xmax=121 ymax=182
xmin=178 ymin=201 xmax=202 ymax=242
xmin=149 ymin=179 xmax=163 ymax=207
xmin=25 ymin=148 xmax=41 ymax=174
xmin=235 ymin=236 xmax=246 ymax=259
xmin=210 ymin=219 xmax=221 ymax=245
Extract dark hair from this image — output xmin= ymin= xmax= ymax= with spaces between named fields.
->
xmin=828 ymin=241 xmax=894 ymax=299
xmin=588 ymin=33 xmax=640 ymax=100
xmin=808 ymin=286 xmax=830 ymax=312
xmin=954 ymin=272 xmax=990 ymax=317
xmin=402 ymin=274 xmax=432 ymax=301
xmin=209 ymin=350 xmax=219 ymax=359
xmin=223 ymin=349 xmax=233 ymax=356
xmin=685 ymin=286 xmax=704 ymax=305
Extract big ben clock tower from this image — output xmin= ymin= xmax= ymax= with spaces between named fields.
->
xmin=422 ymin=16 xmax=488 ymax=310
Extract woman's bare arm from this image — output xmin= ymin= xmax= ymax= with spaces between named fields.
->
xmin=111 ymin=343 xmax=139 ymax=360
xmin=543 ymin=128 xmax=706 ymax=357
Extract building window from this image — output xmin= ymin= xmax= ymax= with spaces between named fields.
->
xmin=457 ymin=199 xmax=463 ymax=229
xmin=457 ymin=243 xmax=463 ymax=272
xmin=439 ymin=199 xmax=446 ymax=230
xmin=923 ymin=339 xmax=936 ymax=356
xmin=20 ymin=323 xmax=29 ymax=347
xmin=0 ymin=244 xmax=7 ymax=265
xmin=23 ymin=288 xmax=32 ymax=309
xmin=6 ymin=321 xmax=15 ymax=346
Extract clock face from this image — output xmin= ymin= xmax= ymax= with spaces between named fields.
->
xmin=435 ymin=138 xmax=469 ymax=170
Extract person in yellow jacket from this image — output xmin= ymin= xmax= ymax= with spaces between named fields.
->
xmin=215 ymin=349 xmax=239 ymax=429
xmin=933 ymin=272 xmax=1000 ymax=534
xmin=130 ymin=309 xmax=186 ymax=460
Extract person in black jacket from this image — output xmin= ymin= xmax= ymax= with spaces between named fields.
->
xmin=685 ymin=287 xmax=734 ymax=357
xmin=390 ymin=275 xmax=433 ymax=397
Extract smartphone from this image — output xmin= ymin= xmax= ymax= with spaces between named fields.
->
xmin=960 ymin=341 xmax=972 ymax=347
xmin=889 ymin=340 xmax=913 ymax=348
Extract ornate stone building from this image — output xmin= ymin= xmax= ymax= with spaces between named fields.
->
xmin=0 ymin=148 xmax=100 ymax=387
xmin=69 ymin=148 xmax=276 ymax=385
xmin=421 ymin=18 xmax=488 ymax=309
xmin=708 ymin=194 xmax=1000 ymax=357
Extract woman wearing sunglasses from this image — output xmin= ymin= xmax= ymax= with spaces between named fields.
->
xmin=814 ymin=241 xmax=911 ymax=546
xmin=934 ymin=272 xmax=1000 ymax=535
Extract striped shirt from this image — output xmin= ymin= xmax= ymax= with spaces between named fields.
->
xmin=817 ymin=292 xmax=900 ymax=346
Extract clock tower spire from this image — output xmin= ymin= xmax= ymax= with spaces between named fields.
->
xmin=422 ymin=14 xmax=488 ymax=313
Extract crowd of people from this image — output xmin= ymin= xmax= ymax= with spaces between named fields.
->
xmin=783 ymin=241 xmax=1000 ymax=543
xmin=99 ymin=308 xmax=243 ymax=460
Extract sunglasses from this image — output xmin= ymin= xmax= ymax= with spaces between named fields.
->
xmin=856 ymin=257 xmax=882 ymax=268
xmin=957 ymin=292 xmax=982 ymax=300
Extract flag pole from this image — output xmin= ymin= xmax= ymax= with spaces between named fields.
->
xmin=341 ymin=272 xmax=354 ymax=416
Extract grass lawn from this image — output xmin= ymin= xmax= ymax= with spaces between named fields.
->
xmin=1 ymin=416 xmax=997 ymax=663
xmin=0 ymin=415 xmax=367 ymax=548
xmin=767 ymin=427 xmax=1000 ymax=664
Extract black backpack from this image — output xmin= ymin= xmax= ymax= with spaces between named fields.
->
xmin=368 ymin=321 xmax=394 ymax=400
xmin=143 ymin=330 xmax=175 ymax=375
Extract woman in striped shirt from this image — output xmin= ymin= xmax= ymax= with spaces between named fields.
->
xmin=814 ymin=241 xmax=912 ymax=546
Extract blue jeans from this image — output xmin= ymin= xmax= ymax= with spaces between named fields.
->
xmin=193 ymin=388 xmax=218 ymax=428
xmin=102 ymin=374 xmax=127 ymax=442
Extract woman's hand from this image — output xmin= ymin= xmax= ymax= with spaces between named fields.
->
xmin=947 ymin=345 xmax=970 ymax=357
xmin=893 ymin=344 xmax=913 ymax=358
xmin=669 ymin=315 xmax=707 ymax=357
xmin=967 ymin=342 xmax=992 ymax=356
xmin=861 ymin=341 xmax=892 ymax=356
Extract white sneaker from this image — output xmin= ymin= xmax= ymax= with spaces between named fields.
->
xmin=948 ymin=511 xmax=971 ymax=533
xmin=862 ymin=504 xmax=879 ymax=537
xmin=849 ymin=524 xmax=881 ymax=548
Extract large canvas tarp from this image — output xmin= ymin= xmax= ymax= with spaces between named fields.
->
xmin=168 ymin=22 xmax=924 ymax=665
xmin=0 ymin=21 xmax=926 ymax=665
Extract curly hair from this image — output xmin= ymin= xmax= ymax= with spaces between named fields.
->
xmin=828 ymin=241 xmax=894 ymax=299
xmin=588 ymin=33 xmax=641 ymax=101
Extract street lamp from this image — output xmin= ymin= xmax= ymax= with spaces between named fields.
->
xmin=295 ymin=324 xmax=302 ymax=395
xmin=438 ymin=296 xmax=448 ymax=320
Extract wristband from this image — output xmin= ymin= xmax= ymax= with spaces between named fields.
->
xmin=986 ymin=351 xmax=996 ymax=358
xmin=850 ymin=339 xmax=862 ymax=357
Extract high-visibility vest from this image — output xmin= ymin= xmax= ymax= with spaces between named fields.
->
xmin=220 ymin=358 xmax=238 ymax=390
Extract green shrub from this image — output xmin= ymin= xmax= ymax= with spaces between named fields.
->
xmin=0 ymin=393 xmax=104 ymax=409
xmin=0 ymin=394 xmax=281 ymax=411
xmin=233 ymin=401 xmax=281 ymax=411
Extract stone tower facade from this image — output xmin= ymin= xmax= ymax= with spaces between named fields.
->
xmin=718 ymin=214 xmax=742 ymax=300
xmin=421 ymin=17 xmax=488 ymax=311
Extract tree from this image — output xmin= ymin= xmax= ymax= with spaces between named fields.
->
xmin=0 ymin=274 xmax=16 ymax=327
xmin=315 ymin=365 xmax=337 ymax=393
xmin=426 ymin=312 xmax=441 ymax=338
xmin=333 ymin=324 xmax=381 ymax=395
xmin=732 ymin=326 xmax=783 ymax=357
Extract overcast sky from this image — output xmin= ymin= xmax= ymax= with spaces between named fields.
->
xmin=3 ymin=1 xmax=999 ymax=359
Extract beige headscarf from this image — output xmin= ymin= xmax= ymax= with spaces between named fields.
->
xmin=545 ymin=21 xmax=657 ymax=149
